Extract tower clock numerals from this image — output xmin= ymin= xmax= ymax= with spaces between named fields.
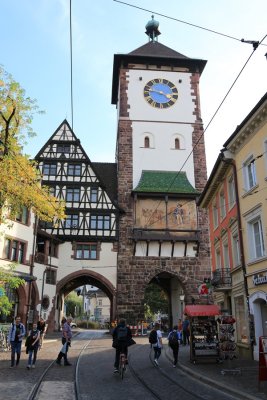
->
xmin=143 ymin=78 xmax=178 ymax=109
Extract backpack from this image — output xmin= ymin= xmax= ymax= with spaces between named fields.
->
xmin=149 ymin=329 xmax=158 ymax=344
xmin=117 ymin=326 xmax=128 ymax=342
xmin=168 ymin=331 xmax=179 ymax=348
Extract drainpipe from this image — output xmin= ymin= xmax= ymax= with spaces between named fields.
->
xmin=229 ymin=158 xmax=254 ymax=358
xmin=27 ymin=215 xmax=38 ymax=330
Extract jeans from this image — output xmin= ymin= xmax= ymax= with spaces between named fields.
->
xmin=28 ymin=347 xmax=38 ymax=366
xmin=10 ymin=341 xmax=22 ymax=366
xmin=153 ymin=346 xmax=161 ymax=360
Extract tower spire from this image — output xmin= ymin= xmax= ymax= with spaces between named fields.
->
xmin=145 ymin=15 xmax=161 ymax=42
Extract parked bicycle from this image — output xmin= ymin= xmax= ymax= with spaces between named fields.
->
xmin=0 ymin=327 xmax=9 ymax=351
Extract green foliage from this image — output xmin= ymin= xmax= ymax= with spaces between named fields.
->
xmin=65 ymin=291 xmax=83 ymax=318
xmin=0 ymin=66 xmax=65 ymax=223
xmin=144 ymin=283 xmax=169 ymax=319
xmin=0 ymin=265 xmax=25 ymax=315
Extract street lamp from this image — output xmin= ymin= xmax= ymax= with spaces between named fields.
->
xmin=180 ymin=293 xmax=185 ymax=315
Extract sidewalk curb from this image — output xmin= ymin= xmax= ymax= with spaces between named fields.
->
xmin=178 ymin=361 xmax=263 ymax=400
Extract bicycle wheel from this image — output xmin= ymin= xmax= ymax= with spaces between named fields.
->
xmin=119 ymin=354 xmax=125 ymax=380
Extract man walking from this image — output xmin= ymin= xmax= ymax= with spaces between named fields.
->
xmin=7 ymin=316 xmax=26 ymax=368
xmin=56 ymin=316 xmax=73 ymax=366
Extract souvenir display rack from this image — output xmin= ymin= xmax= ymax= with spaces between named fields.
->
xmin=190 ymin=316 xmax=220 ymax=364
xmin=218 ymin=315 xmax=240 ymax=375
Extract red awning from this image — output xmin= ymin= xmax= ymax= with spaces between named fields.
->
xmin=184 ymin=305 xmax=221 ymax=317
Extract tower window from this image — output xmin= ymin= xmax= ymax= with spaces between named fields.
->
xmin=144 ymin=136 xmax=150 ymax=148
xmin=175 ymin=138 xmax=180 ymax=149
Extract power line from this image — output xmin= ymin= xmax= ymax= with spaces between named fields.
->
xmin=114 ymin=0 xmax=267 ymax=46
xmin=144 ymin=37 xmax=265 ymax=228
xmin=69 ymin=0 xmax=74 ymax=130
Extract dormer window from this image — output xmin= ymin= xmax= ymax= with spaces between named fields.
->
xmin=144 ymin=136 xmax=150 ymax=148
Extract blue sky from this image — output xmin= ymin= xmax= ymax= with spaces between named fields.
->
xmin=1 ymin=0 xmax=267 ymax=175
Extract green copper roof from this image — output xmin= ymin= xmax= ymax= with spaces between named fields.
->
xmin=133 ymin=170 xmax=199 ymax=194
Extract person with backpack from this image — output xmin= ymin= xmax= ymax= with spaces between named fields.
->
xmin=112 ymin=318 xmax=132 ymax=373
xmin=7 ymin=315 xmax=26 ymax=368
xmin=25 ymin=322 xmax=40 ymax=369
xmin=168 ymin=325 xmax=180 ymax=367
xmin=149 ymin=322 xmax=162 ymax=366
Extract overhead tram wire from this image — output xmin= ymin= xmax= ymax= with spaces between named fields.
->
xmin=142 ymin=33 xmax=267 ymax=229
xmin=69 ymin=0 xmax=74 ymax=130
xmin=114 ymin=0 xmax=267 ymax=46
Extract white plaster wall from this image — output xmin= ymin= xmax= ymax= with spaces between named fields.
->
xmin=132 ymin=121 xmax=194 ymax=188
xmin=57 ymin=242 xmax=117 ymax=287
xmin=126 ymin=70 xmax=196 ymax=189
xmin=127 ymin=70 xmax=195 ymax=123
xmin=0 ymin=212 xmax=35 ymax=261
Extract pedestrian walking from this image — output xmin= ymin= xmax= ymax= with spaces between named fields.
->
xmin=182 ymin=316 xmax=190 ymax=345
xmin=37 ymin=317 xmax=47 ymax=349
xmin=152 ymin=322 xmax=162 ymax=366
xmin=112 ymin=318 xmax=133 ymax=373
xmin=168 ymin=325 xmax=180 ymax=367
xmin=25 ymin=322 xmax=40 ymax=369
xmin=7 ymin=316 xmax=26 ymax=368
xmin=56 ymin=317 xmax=72 ymax=366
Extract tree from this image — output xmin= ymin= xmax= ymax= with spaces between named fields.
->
xmin=0 ymin=66 xmax=65 ymax=223
xmin=0 ymin=265 xmax=25 ymax=316
xmin=65 ymin=291 xmax=83 ymax=318
xmin=144 ymin=283 xmax=169 ymax=319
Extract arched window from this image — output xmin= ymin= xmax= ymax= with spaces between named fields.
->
xmin=144 ymin=136 xmax=150 ymax=148
xmin=175 ymin=138 xmax=180 ymax=149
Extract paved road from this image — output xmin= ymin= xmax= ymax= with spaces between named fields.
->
xmin=1 ymin=330 xmax=266 ymax=400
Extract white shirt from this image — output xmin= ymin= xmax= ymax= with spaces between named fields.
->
xmin=153 ymin=329 xmax=163 ymax=348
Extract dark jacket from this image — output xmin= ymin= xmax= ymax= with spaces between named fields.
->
xmin=112 ymin=324 xmax=132 ymax=348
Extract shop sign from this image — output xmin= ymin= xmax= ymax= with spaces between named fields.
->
xmin=253 ymin=273 xmax=267 ymax=286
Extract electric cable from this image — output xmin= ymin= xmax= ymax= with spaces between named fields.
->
xmin=114 ymin=0 xmax=267 ymax=46
xmin=142 ymin=33 xmax=267 ymax=229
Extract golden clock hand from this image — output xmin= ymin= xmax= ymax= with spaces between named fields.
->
xmin=149 ymin=89 xmax=171 ymax=97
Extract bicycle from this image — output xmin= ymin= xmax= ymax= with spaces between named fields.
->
xmin=118 ymin=351 xmax=127 ymax=380
xmin=0 ymin=329 xmax=8 ymax=351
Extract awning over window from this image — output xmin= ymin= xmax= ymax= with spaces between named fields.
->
xmin=184 ymin=304 xmax=221 ymax=317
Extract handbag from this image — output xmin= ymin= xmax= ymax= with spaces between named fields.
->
xmin=60 ymin=342 xmax=67 ymax=354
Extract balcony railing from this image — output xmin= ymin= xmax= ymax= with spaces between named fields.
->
xmin=211 ymin=268 xmax=232 ymax=289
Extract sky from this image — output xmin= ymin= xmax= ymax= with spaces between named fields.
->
xmin=1 ymin=0 xmax=267 ymax=175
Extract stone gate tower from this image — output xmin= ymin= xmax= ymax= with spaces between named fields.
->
xmin=112 ymin=17 xmax=210 ymax=325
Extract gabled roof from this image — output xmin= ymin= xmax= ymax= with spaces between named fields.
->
xmin=34 ymin=119 xmax=90 ymax=162
xmin=112 ymin=41 xmax=207 ymax=104
xmin=133 ymin=170 xmax=199 ymax=196
xmin=92 ymin=162 xmax=118 ymax=203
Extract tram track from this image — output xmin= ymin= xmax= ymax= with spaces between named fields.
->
xmin=26 ymin=333 xmax=98 ymax=400
xmin=25 ymin=334 xmax=239 ymax=400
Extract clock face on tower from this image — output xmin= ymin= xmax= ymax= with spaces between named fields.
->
xmin=143 ymin=78 xmax=178 ymax=108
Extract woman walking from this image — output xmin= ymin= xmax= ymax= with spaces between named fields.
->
xmin=26 ymin=322 xmax=40 ymax=369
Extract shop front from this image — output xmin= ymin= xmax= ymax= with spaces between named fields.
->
xmin=249 ymin=274 xmax=267 ymax=361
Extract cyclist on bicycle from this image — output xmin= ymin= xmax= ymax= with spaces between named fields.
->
xmin=112 ymin=318 xmax=132 ymax=373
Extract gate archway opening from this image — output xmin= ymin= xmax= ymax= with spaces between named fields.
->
xmin=145 ymin=272 xmax=185 ymax=330
xmin=54 ymin=270 xmax=116 ymax=331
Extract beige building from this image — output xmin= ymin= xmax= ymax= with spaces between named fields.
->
xmin=224 ymin=92 xmax=267 ymax=360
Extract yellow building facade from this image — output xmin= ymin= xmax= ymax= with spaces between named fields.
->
xmin=224 ymin=93 xmax=267 ymax=360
